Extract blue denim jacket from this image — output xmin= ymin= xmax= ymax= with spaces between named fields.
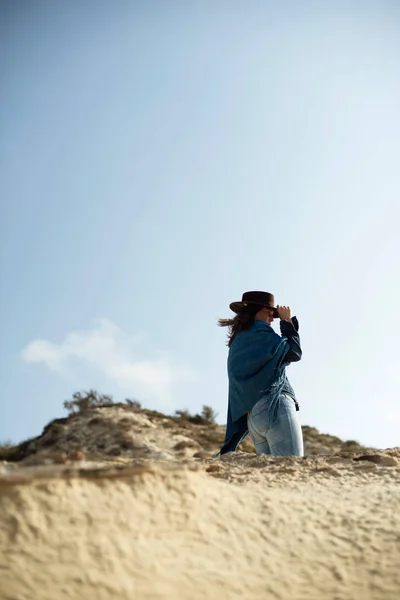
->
xmin=218 ymin=318 xmax=301 ymax=455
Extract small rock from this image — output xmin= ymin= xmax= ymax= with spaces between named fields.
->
xmin=354 ymin=454 xmax=398 ymax=467
xmin=193 ymin=451 xmax=212 ymax=459
xmin=68 ymin=450 xmax=85 ymax=461
xmin=206 ymin=464 xmax=222 ymax=473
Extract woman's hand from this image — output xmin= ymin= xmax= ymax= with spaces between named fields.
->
xmin=276 ymin=305 xmax=292 ymax=321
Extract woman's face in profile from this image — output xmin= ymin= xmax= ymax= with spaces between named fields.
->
xmin=259 ymin=307 xmax=274 ymax=325
xmin=266 ymin=309 xmax=275 ymax=325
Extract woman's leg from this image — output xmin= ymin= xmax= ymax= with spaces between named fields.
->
xmin=247 ymin=398 xmax=271 ymax=454
xmin=267 ymin=395 xmax=304 ymax=456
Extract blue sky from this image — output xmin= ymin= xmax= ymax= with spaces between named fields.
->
xmin=1 ymin=0 xmax=399 ymax=449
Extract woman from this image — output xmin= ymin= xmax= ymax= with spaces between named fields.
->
xmin=217 ymin=290 xmax=303 ymax=456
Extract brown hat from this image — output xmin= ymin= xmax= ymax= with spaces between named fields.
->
xmin=229 ymin=291 xmax=278 ymax=318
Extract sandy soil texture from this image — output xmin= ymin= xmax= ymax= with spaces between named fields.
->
xmin=1 ymin=448 xmax=399 ymax=600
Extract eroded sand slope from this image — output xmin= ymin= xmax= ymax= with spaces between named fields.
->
xmin=1 ymin=450 xmax=400 ymax=600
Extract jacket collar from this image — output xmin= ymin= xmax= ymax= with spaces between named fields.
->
xmin=253 ymin=320 xmax=274 ymax=331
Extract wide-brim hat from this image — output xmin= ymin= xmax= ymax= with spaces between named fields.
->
xmin=229 ymin=291 xmax=278 ymax=318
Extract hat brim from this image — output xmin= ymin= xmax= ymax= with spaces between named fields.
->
xmin=229 ymin=301 xmax=279 ymax=318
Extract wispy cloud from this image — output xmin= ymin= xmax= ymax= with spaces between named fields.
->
xmin=21 ymin=319 xmax=194 ymax=404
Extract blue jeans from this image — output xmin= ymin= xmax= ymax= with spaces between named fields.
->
xmin=247 ymin=394 xmax=304 ymax=456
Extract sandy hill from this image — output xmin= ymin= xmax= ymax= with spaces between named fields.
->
xmin=1 ymin=403 xmax=369 ymax=464
xmin=1 ymin=403 xmax=399 ymax=600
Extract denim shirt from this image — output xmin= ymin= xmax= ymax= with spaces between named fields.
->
xmin=218 ymin=318 xmax=302 ymax=455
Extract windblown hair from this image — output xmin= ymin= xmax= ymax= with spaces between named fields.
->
xmin=218 ymin=305 xmax=263 ymax=347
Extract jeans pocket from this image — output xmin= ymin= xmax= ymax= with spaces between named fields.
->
xmin=250 ymin=396 xmax=268 ymax=419
xmin=250 ymin=397 xmax=272 ymax=436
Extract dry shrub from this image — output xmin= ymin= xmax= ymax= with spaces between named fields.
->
xmin=63 ymin=390 xmax=114 ymax=414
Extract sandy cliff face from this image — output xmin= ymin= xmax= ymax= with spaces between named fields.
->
xmin=1 ymin=407 xmax=399 ymax=600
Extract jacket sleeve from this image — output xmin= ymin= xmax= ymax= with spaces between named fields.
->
xmin=280 ymin=317 xmax=302 ymax=363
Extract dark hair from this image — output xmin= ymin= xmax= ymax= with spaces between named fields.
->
xmin=218 ymin=304 xmax=266 ymax=347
